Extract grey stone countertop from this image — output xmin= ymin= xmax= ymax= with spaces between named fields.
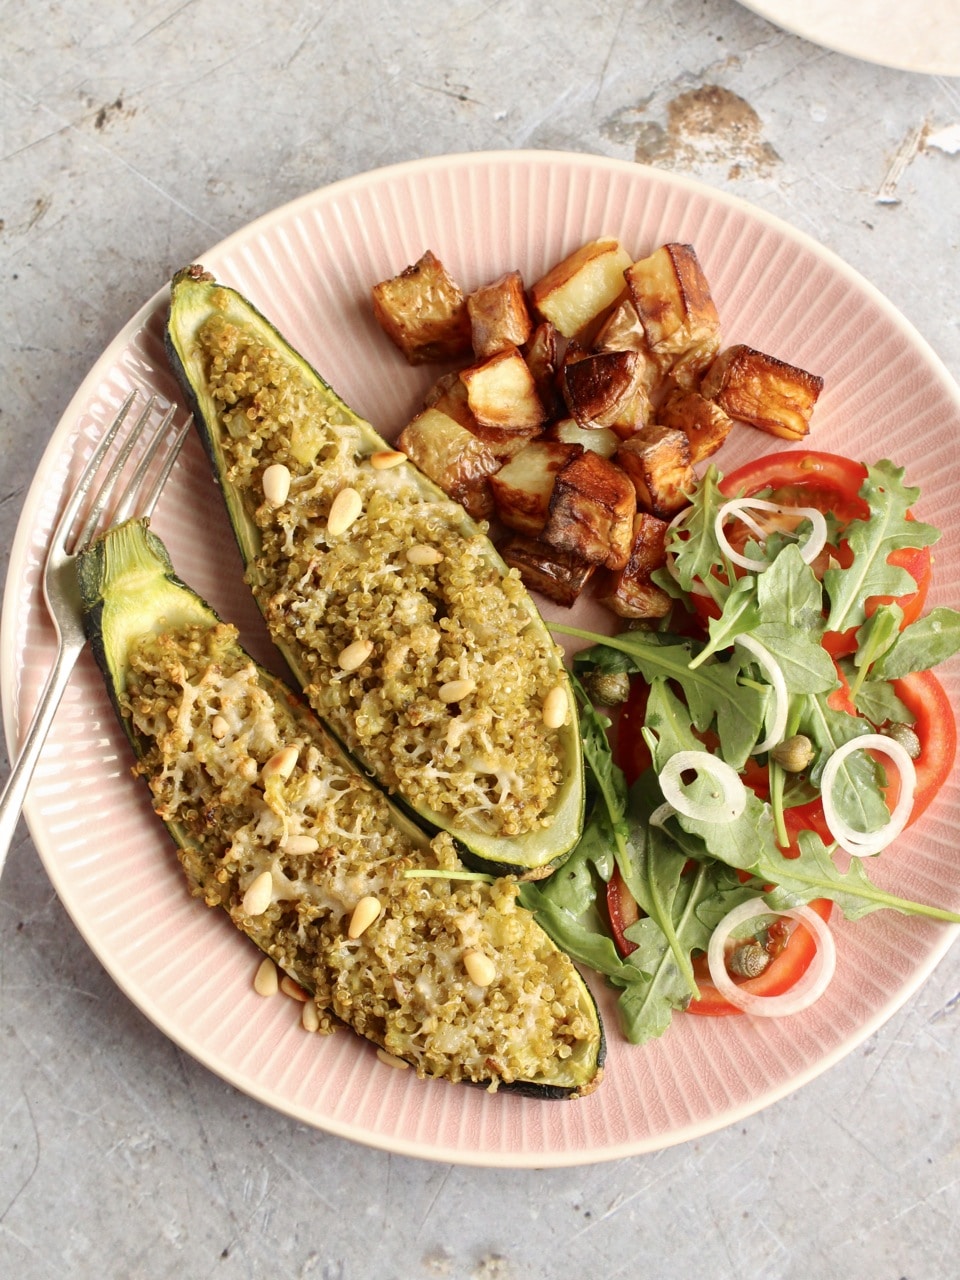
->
xmin=2 ymin=3 xmax=960 ymax=1277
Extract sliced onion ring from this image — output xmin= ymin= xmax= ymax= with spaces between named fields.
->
xmin=715 ymin=498 xmax=828 ymax=573
xmin=706 ymin=897 xmax=836 ymax=1016
xmin=659 ymin=750 xmax=746 ymax=823
xmin=735 ymin=632 xmax=789 ymax=755
xmin=820 ymin=734 xmax=916 ymax=857
xmin=648 ymin=801 xmax=676 ymax=829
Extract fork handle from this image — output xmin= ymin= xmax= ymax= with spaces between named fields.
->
xmin=0 ymin=642 xmax=83 ymax=874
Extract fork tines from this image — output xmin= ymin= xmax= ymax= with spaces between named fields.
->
xmin=68 ymin=392 xmax=190 ymax=556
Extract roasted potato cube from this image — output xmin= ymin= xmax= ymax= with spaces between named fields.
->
xmin=460 ymin=346 xmax=547 ymax=432
xmin=561 ymin=347 xmax=651 ymax=433
xmin=593 ymin=298 xmax=662 ymax=390
xmin=467 ymin=271 xmax=533 ymax=358
xmin=657 ymin=391 xmax=735 ymax=463
xmin=371 ymin=250 xmax=473 ymax=365
xmin=616 ymin=424 xmax=695 ymax=519
xmin=489 ymin=439 xmax=583 ymax=536
xmin=530 ymin=237 xmax=632 ymax=338
xmin=523 ymin=320 xmax=564 ymax=418
xmin=595 ymin=512 xmax=673 ymax=618
xmin=544 ymin=417 xmax=619 ymax=459
xmin=425 ymin=372 xmax=534 ymax=461
xmin=398 ymin=407 xmax=499 ymax=520
xmin=464 ymin=423 xmax=541 ymax=462
xmin=700 ymin=344 xmax=823 ymax=440
xmin=625 ymin=243 xmax=720 ymax=385
xmin=498 ymin=533 xmax=596 ymax=608
xmin=541 ymin=451 xmax=637 ymax=571
xmin=424 ymin=370 xmax=476 ymax=427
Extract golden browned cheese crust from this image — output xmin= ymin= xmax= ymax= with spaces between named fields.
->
xmin=196 ymin=312 xmax=567 ymax=840
xmin=123 ymin=621 xmax=596 ymax=1089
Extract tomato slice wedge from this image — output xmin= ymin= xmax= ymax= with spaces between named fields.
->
xmin=691 ymin=450 xmax=932 ymax=655
xmin=687 ymin=897 xmax=834 ymax=1016
xmin=605 ymin=866 xmax=833 ymax=1016
xmin=891 ymin=668 xmax=956 ymax=822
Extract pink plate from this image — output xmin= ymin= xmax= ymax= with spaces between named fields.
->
xmin=3 ymin=151 xmax=960 ymax=1167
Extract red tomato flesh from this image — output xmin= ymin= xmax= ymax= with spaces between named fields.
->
xmin=692 ymin=450 xmax=932 ymax=655
xmin=609 ymin=451 xmax=953 ymax=1020
xmin=604 ymin=866 xmax=833 ymax=1016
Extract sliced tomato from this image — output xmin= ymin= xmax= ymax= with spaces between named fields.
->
xmin=605 ymin=866 xmax=833 ymax=1016
xmin=687 ymin=897 xmax=834 ymax=1016
xmin=719 ymin=449 xmax=868 ymax=517
xmin=694 ymin=450 xmax=932 ymax=655
xmin=891 ymin=669 xmax=956 ymax=822
xmin=606 ymin=865 xmax=641 ymax=949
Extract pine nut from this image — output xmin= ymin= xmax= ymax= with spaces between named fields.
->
xmin=280 ymin=975 xmax=309 ymax=1002
xmin=242 ymin=870 xmax=273 ymax=917
xmin=210 ymin=714 xmax=229 ymax=739
xmin=262 ymin=462 xmax=291 ymax=506
xmin=370 ymin=449 xmax=407 ymax=470
xmin=338 ymin=638 xmax=374 ymax=672
xmin=263 ymin=745 xmax=299 ymax=780
xmin=253 ymin=956 xmax=279 ymax=997
xmin=348 ymin=894 xmax=382 ymax=939
xmin=301 ymin=999 xmax=321 ymax=1033
xmin=326 ymin=487 xmax=363 ymax=536
xmin=406 ymin=544 xmax=444 ymax=566
xmin=281 ymin=834 xmax=320 ymax=854
xmin=376 ymin=1048 xmax=410 ymax=1070
xmin=542 ymin=684 xmax=569 ymax=730
xmin=439 ymin=678 xmax=476 ymax=703
xmin=463 ymin=950 xmax=497 ymax=987
xmin=238 ymin=756 xmax=258 ymax=783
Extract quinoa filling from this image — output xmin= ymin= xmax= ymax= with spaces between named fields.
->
xmin=196 ymin=308 xmax=567 ymax=839
xmin=123 ymin=620 xmax=597 ymax=1089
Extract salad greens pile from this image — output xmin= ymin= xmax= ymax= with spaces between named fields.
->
xmin=520 ymin=460 xmax=960 ymax=1045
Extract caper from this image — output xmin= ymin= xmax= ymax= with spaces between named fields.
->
xmin=581 ymin=669 xmax=631 ymax=706
xmin=728 ymin=941 xmax=771 ymax=978
xmin=771 ymin=733 xmax=815 ymax=773
xmin=885 ymin=721 xmax=922 ymax=760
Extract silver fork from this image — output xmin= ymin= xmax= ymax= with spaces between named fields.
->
xmin=0 ymin=391 xmax=190 ymax=872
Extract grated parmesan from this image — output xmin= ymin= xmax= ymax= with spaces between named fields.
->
xmin=197 ymin=314 xmax=567 ymax=839
xmin=123 ymin=621 xmax=598 ymax=1090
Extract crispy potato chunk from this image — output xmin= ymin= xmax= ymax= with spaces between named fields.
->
xmin=372 ymin=250 xmax=472 ymax=365
xmin=615 ymin=424 xmax=694 ymax=519
xmin=657 ymin=391 xmax=735 ymax=463
xmin=523 ymin=320 xmax=564 ymax=419
xmin=425 ymin=372 xmax=535 ymax=461
xmin=700 ymin=344 xmax=823 ymax=440
xmin=561 ymin=348 xmax=649 ymax=433
xmin=424 ymin=370 xmax=476 ymax=428
xmin=489 ymin=439 xmax=583 ymax=536
xmin=530 ymin=238 xmax=632 ymax=338
xmin=593 ymin=298 xmax=662 ymax=391
xmin=397 ymin=407 xmax=499 ymax=520
xmin=625 ymin=243 xmax=721 ymax=388
xmin=544 ymin=418 xmax=620 ymax=459
xmin=541 ymin=451 xmax=636 ymax=571
xmin=498 ymin=533 xmax=596 ymax=608
xmin=460 ymin=346 xmax=547 ymax=432
xmin=467 ymin=271 xmax=533 ymax=358
xmin=595 ymin=512 xmax=673 ymax=618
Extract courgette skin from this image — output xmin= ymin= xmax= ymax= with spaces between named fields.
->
xmin=164 ymin=266 xmax=584 ymax=879
xmin=77 ymin=519 xmax=604 ymax=1099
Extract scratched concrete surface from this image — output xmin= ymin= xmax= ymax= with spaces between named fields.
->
xmin=2 ymin=2 xmax=960 ymax=1277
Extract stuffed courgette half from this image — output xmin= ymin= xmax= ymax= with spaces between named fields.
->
xmin=164 ymin=266 xmax=584 ymax=878
xmin=77 ymin=519 xmax=604 ymax=1097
